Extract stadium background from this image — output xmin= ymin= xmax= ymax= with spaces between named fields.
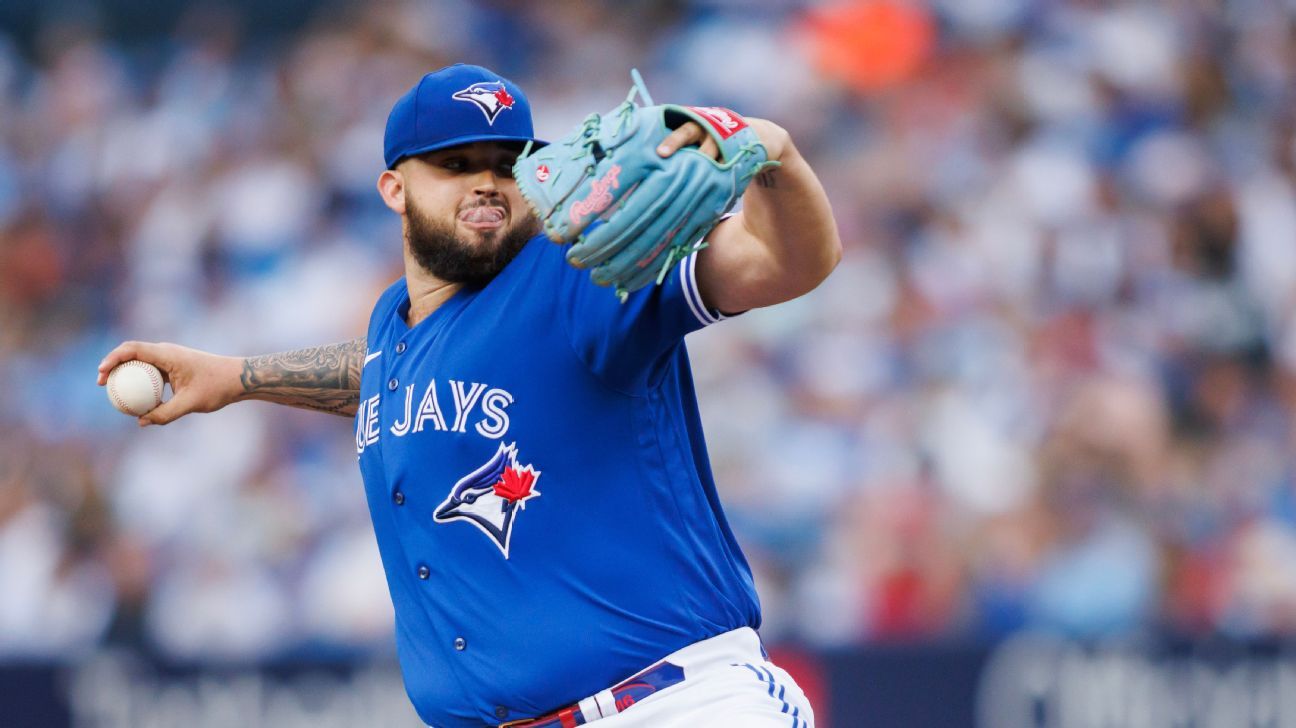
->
xmin=3 ymin=0 xmax=1296 ymax=725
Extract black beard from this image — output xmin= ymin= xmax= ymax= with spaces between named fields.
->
xmin=405 ymin=201 xmax=540 ymax=286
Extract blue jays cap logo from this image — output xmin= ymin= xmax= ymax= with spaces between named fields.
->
xmin=452 ymin=81 xmax=516 ymax=125
xmin=434 ymin=443 xmax=540 ymax=558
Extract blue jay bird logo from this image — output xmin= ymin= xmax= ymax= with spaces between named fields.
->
xmin=451 ymin=81 xmax=516 ymax=125
xmin=434 ymin=443 xmax=540 ymax=558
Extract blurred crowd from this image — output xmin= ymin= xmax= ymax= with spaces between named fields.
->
xmin=3 ymin=0 xmax=1296 ymax=662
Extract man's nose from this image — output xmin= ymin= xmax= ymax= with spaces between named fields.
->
xmin=471 ymin=168 xmax=503 ymax=195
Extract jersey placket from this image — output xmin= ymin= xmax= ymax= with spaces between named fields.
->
xmin=385 ymin=293 xmax=494 ymax=722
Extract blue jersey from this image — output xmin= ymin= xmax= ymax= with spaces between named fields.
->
xmin=354 ymin=234 xmax=760 ymax=727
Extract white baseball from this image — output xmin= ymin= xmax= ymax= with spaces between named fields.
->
xmin=106 ymin=360 xmax=165 ymax=416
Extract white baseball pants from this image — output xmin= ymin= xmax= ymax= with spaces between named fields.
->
xmin=588 ymin=627 xmax=815 ymax=728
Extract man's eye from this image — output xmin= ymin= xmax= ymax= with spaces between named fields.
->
xmin=442 ymin=159 xmax=465 ymax=171
xmin=497 ymin=163 xmax=515 ymax=178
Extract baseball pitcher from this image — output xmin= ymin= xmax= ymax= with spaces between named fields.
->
xmin=98 ymin=64 xmax=840 ymax=728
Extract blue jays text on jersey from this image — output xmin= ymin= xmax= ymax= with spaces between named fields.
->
xmin=354 ymin=376 xmax=515 ymax=450
xmin=355 ymin=233 xmax=759 ymax=727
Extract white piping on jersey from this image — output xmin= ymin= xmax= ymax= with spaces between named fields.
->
xmin=681 ymin=252 xmax=724 ymax=327
xmin=363 ymin=350 xmax=383 ymax=366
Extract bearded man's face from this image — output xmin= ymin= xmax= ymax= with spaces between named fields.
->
xmin=405 ymin=195 xmax=538 ymax=286
xmin=398 ymin=142 xmax=540 ymax=285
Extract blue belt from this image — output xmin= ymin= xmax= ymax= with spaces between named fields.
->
xmin=500 ymin=661 xmax=685 ymax=727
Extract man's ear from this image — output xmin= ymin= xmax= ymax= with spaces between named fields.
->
xmin=377 ymin=169 xmax=406 ymax=214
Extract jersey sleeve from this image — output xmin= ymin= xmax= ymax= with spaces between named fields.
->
xmin=549 ymin=242 xmax=730 ymax=394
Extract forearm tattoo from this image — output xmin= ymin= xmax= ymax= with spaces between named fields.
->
xmin=755 ymin=170 xmax=777 ymax=189
xmin=240 ymin=337 xmax=367 ymax=416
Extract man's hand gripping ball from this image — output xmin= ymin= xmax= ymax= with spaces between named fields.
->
xmin=513 ymin=71 xmax=778 ymax=301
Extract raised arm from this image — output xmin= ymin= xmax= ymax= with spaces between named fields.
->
xmin=658 ymin=118 xmax=842 ymax=313
xmin=97 ymin=337 xmax=367 ymax=425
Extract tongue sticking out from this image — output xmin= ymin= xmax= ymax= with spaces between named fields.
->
xmin=462 ymin=207 xmax=504 ymax=224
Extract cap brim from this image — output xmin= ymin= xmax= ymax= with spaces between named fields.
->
xmin=388 ymin=134 xmax=549 ymax=169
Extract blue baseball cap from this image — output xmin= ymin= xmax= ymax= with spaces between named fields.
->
xmin=383 ymin=63 xmax=544 ymax=169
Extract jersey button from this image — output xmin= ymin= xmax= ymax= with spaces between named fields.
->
xmin=494 ymin=706 xmax=509 ymax=720
xmin=387 ymin=378 xmax=399 ymax=390
xmin=395 ymin=341 xmax=407 ymax=354
xmin=417 ymin=564 xmax=430 ymax=580
xmin=392 ymin=490 xmax=405 ymax=506
xmin=454 ymin=637 xmax=467 ymax=651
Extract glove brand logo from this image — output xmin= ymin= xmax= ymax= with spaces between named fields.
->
xmin=451 ymin=81 xmax=516 ymax=125
xmin=535 ymin=165 xmax=550 ymax=182
xmin=569 ymin=165 xmax=622 ymax=225
xmin=688 ymin=106 xmax=747 ymax=140
xmin=433 ymin=442 xmax=541 ymax=559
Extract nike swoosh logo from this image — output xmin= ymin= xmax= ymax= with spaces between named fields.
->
xmin=363 ymin=350 xmax=383 ymax=366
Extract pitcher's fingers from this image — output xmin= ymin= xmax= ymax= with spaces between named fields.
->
xmin=98 ymin=341 xmax=171 ymax=381
xmin=138 ymin=394 xmax=188 ymax=427
xmin=699 ymin=136 xmax=719 ymax=161
xmin=657 ymin=123 xmax=706 ymax=157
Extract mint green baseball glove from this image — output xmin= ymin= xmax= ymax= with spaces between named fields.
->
xmin=514 ymin=71 xmax=777 ymax=301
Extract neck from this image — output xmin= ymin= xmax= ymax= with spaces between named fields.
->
xmin=403 ymin=252 xmax=462 ymax=327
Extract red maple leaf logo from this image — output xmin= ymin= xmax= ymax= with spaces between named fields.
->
xmin=494 ymin=466 xmax=535 ymax=502
xmin=494 ymin=87 xmax=515 ymax=108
